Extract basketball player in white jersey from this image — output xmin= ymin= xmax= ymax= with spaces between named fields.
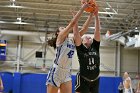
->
xmin=46 ymin=3 xmax=94 ymax=93
xmin=123 ymin=72 xmax=133 ymax=93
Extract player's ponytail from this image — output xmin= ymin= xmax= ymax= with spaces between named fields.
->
xmin=48 ymin=29 xmax=59 ymax=49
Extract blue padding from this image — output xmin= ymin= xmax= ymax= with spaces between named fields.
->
xmin=99 ymin=76 xmax=123 ymax=93
xmin=20 ymin=73 xmax=47 ymax=93
xmin=71 ymin=75 xmax=76 ymax=93
xmin=0 ymin=72 xmax=13 ymax=93
xmin=0 ymin=72 xmax=123 ymax=93
xmin=13 ymin=72 xmax=22 ymax=93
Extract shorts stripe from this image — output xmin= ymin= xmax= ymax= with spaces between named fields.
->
xmin=46 ymin=67 xmax=52 ymax=81
xmin=75 ymin=73 xmax=80 ymax=90
xmin=51 ymin=68 xmax=57 ymax=87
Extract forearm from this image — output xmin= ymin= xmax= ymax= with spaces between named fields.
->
xmin=80 ymin=13 xmax=93 ymax=36
xmin=94 ymin=14 xmax=100 ymax=41
xmin=58 ymin=4 xmax=87 ymax=43
xmin=73 ymin=22 xmax=82 ymax=46
xmin=71 ymin=10 xmax=82 ymax=46
xmin=73 ymin=22 xmax=78 ymax=37
xmin=69 ymin=4 xmax=87 ymax=28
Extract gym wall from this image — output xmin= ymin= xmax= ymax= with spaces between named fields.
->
xmin=0 ymin=35 xmax=139 ymax=77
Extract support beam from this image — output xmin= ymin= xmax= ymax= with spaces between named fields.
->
xmin=115 ymin=42 xmax=121 ymax=76
xmin=138 ymin=50 xmax=140 ymax=74
xmin=0 ymin=29 xmax=55 ymax=36
xmin=16 ymin=36 xmax=22 ymax=72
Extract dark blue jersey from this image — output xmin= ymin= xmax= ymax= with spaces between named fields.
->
xmin=76 ymin=39 xmax=100 ymax=80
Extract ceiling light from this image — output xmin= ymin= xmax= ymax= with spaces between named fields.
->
xmin=17 ymin=17 xmax=21 ymax=22
xmin=99 ymin=12 xmax=117 ymax=15
xmin=0 ymin=20 xmax=33 ymax=25
xmin=78 ymin=26 xmax=95 ymax=29
xmin=105 ymin=8 xmax=110 ymax=10
xmin=10 ymin=0 xmax=16 ymax=2
xmin=88 ymin=27 xmax=95 ymax=29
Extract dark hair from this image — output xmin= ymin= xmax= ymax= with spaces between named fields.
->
xmin=48 ymin=29 xmax=59 ymax=49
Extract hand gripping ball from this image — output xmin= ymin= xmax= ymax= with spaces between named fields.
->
xmin=81 ymin=0 xmax=97 ymax=13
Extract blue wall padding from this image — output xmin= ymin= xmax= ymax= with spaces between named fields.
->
xmin=71 ymin=75 xmax=76 ymax=93
xmin=13 ymin=73 xmax=21 ymax=93
xmin=99 ymin=76 xmax=123 ymax=93
xmin=20 ymin=73 xmax=47 ymax=93
xmin=0 ymin=72 xmax=123 ymax=93
xmin=0 ymin=72 xmax=13 ymax=93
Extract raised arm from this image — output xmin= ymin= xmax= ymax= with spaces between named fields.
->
xmin=79 ymin=13 xmax=93 ymax=36
xmin=56 ymin=4 xmax=89 ymax=45
xmin=93 ymin=8 xmax=100 ymax=41
xmin=71 ymin=10 xmax=82 ymax=46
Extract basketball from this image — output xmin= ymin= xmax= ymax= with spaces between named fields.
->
xmin=81 ymin=0 xmax=97 ymax=12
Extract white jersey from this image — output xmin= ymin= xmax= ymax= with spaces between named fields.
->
xmin=54 ymin=38 xmax=75 ymax=69
xmin=46 ymin=38 xmax=75 ymax=87
xmin=124 ymin=77 xmax=133 ymax=93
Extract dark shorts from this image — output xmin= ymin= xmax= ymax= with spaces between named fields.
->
xmin=75 ymin=73 xmax=100 ymax=93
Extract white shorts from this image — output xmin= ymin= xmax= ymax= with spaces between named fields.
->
xmin=46 ymin=64 xmax=71 ymax=87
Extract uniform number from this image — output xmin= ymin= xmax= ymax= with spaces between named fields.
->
xmin=67 ymin=50 xmax=74 ymax=58
xmin=89 ymin=58 xmax=95 ymax=65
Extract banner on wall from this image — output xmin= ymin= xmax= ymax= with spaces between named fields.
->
xmin=0 ymin=40 xmax=7 ymax=61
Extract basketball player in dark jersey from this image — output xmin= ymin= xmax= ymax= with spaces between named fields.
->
xmin=74 ymin=5 xmax=101 ymax=93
